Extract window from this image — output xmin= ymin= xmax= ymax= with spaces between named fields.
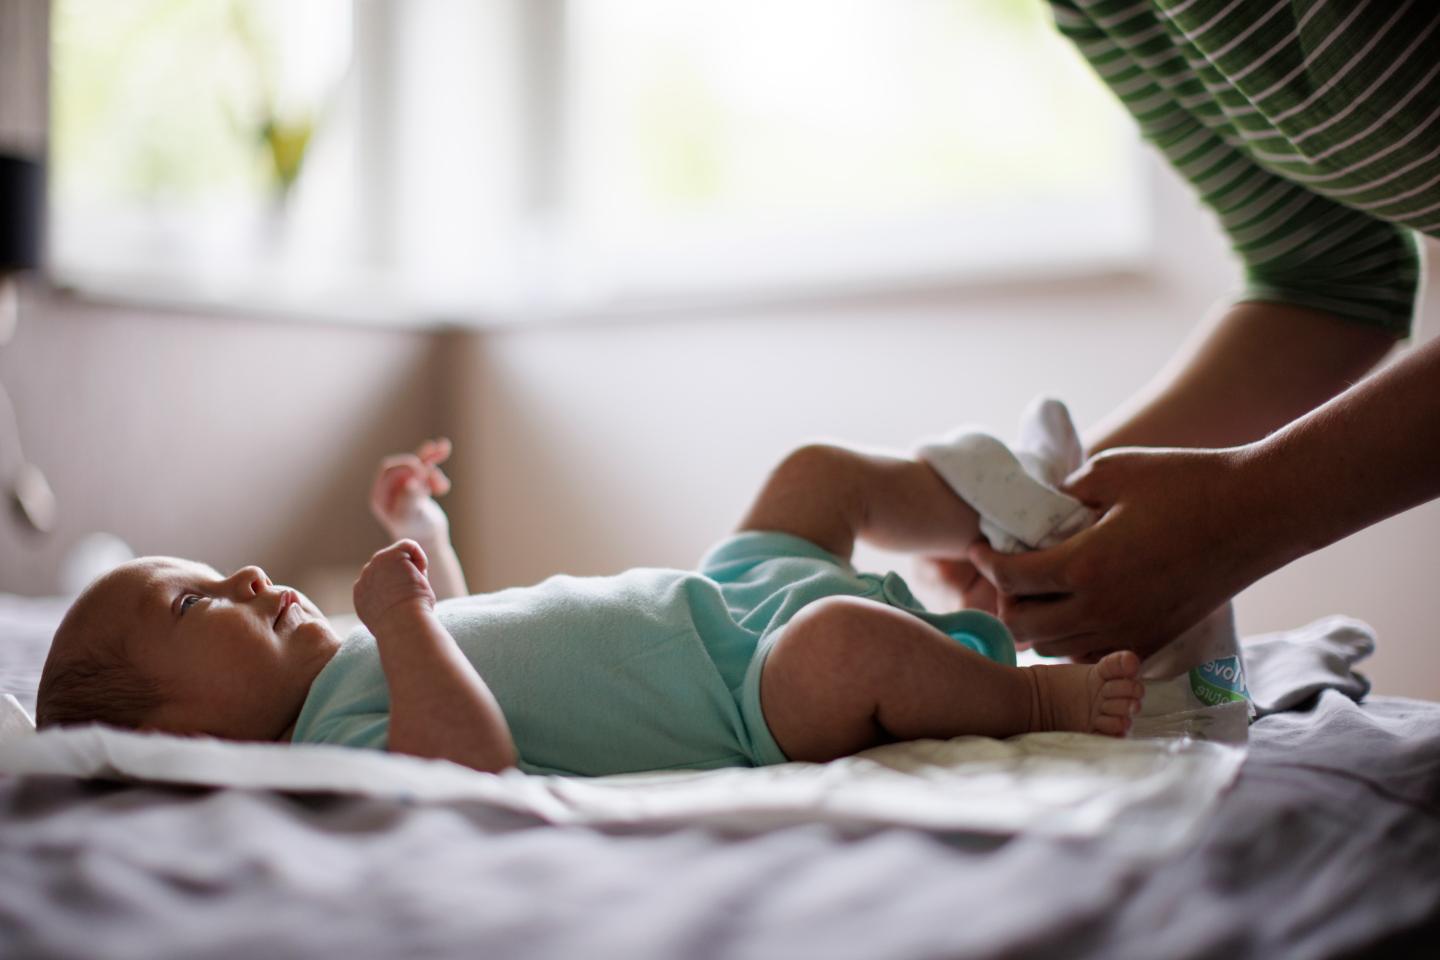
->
xmin=49 ymin=0 xmax=1144 ymax=321
xmin=50 ymin=0 xmax=358 ymax=309
xmin=558 ymin=0 xmax=1145 ymax=307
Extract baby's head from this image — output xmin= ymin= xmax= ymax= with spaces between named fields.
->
xmin=38 ymin=558 xmax=342 ymax=741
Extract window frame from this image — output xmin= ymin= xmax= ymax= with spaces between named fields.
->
xmin=46 ymin=0 xmax=1153 ymax=326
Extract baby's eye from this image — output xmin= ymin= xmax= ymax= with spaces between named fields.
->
xmin=179 ymin=595 xmax=201 ymax=615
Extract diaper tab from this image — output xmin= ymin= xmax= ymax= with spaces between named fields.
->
xmin=1189 ymin=656 xmax=1251 ymax=707
xmin=877 ymin=572 xmax=1017 ymax=667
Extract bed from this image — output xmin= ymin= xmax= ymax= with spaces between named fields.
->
xmin=2 ymin=593 xmax=1437 ymax=959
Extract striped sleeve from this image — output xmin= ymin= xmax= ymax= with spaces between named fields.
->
xmin=1050 ymin=0 xmax=1420 ymax=336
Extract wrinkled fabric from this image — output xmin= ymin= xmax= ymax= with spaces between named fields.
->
xmin=1 ymin=691 xmax=1435 ymax=960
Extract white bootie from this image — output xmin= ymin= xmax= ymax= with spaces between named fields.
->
xmin=917 ymin=397 xmax=1094 ymax=553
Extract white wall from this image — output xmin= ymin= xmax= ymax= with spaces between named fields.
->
xmin=452 ymin=154 xmax=1440 ymax=702
xmin=0 ymin=294 xmax=442 ymax=605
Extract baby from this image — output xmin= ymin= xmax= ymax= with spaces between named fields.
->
xmin=37 ymin=437 xmax=1144 ymax=776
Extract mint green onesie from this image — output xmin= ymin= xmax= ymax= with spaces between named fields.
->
xmin=291 ymin=531 xmax=1014 ymax=777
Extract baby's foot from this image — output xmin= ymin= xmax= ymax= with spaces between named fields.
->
xmin=1028 ymin=651 xmax=1144 ymax=737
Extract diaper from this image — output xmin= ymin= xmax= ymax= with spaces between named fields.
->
xmin=1131 ymin=604 xmax=1253 ymax=744
xmin=919 ymin=397 xmax=1254 ymax=744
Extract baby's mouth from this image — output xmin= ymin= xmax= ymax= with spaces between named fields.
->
xmin=274 ymin=590 xmax=299 ymax=629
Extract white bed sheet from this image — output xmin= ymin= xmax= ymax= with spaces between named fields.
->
xmin=0 ymin=693 xmax=1242 ymax=858
xmin=2 ymin=607 xmax=1379 ymax=864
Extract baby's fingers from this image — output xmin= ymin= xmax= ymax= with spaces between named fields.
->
xmin=417 ymin=437 xmax=452 ymax=467
xmin=396 ymin=538 xmax=429 ymax=574
xmin=377 ymin=452 xmax=424 ymax=476
xmin=412 ymin=439 xmax=454 ymax=495
xmin=374 ymin=456 xmax=422 ymax=493
xmin=374 ymin=459 xmax=425 ymax=506
xmin=370 ymin=538 xmax=428 ymax=573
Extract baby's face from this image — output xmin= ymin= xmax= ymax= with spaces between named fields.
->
xmin=105 ymin=558 xmax=341 ymax=740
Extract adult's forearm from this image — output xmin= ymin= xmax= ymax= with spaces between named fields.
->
xmin=1086 ymin=301 xmax=1396 ymax=453
xmin=1234 ymin=333 xmax=1440 ymax=578
xmin=377 ymin=610 xmax=515 ymax=772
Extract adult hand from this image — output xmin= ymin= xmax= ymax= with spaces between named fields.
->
xmin=967 ymin=446 xmax=1262 ymax=660
xmin=370 ymin=438 xmax=454 ymax=543
xmin=912 ymin=557 xmax=999 ymax=615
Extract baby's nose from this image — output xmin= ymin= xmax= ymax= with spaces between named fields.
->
xmin=232 ymin=565 xmax=272 ymax=596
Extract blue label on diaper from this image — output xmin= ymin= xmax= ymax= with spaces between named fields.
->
xmin=1189 ymin=656 xmax=1250 ymax=706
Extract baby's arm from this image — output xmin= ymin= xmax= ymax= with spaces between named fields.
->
xmin=370 ymin=438 xmax=469 ymax=600
xmin=354 ymin=540 xmax=516 ymax=773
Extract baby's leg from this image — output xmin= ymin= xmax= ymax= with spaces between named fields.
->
xmin=738 ymin=444 xmax=980 ymax=562
xmin=761 ymin=596 xmax=1143 ymax=762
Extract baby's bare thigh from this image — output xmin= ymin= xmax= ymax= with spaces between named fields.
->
xmin=760 ymin=596 xmax=944 ymax=762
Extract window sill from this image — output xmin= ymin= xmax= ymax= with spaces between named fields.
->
xmin=51 ymin=252 xmax=1158 ymax=334
xmin=48 ymin=263 xmax=436 ymax=330
xmin=48 ymin=196 xmax=1154 ymax=330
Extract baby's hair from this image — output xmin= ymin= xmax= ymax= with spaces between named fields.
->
xmin=36 ymin=630 xmax=162 ymax=732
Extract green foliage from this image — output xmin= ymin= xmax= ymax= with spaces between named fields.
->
xmin=51 ymin=0 xmax=330 ymax=207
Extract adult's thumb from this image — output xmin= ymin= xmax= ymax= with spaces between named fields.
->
xmin=1060 ymin=449 xmax=1127 ymax=507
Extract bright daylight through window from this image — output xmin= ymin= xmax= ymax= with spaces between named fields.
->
xmin=49 ymin=0 xmax=1143 ymax=320
xmin=561 ymin=0 xmax=1144 ymax=305
xmin=49 ymin=0 xmax=356 ymax=308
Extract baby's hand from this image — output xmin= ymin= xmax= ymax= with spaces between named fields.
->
xmin=370 ymin=438 xmax=454 ymax=543
xmin=354 ymin=540 xmax=437 ymax=633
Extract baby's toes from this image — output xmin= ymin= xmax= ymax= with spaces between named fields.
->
xmin=1092 ymin=714 xmax=1130 ymax=737
xmin=1099 ymin=695 xmax=1139 ymax=718
xmin=1096 ymin=650 xmax=1141 ymax=682
xmin=1101 ymin=678 xmax=1145 ymax=702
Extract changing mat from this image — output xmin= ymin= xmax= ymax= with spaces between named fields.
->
xmin=0 ymin=617 xmax=1373 ymax=858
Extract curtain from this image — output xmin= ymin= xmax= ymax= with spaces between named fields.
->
xmin=0 ymin=0 xmax=49 ymax=155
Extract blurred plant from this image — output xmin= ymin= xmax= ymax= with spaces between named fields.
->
xmin=258 ymin=115 xmax=317 ymax=202
xmin=228 ymin=0 xmax=322 ymax=205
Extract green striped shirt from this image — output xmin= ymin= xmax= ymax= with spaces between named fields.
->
xmin=1050 ymin=0 xmax=1439 ymax=334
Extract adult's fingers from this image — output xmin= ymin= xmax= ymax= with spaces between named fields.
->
xmin=925 ymin=557 xmax=979 ymax=590
xmin=926 ymin=557 xmax=999 ymax=613
xmin=962 ymin=574 xmax=999 ymax=616
xmin=967 ymin=541 xmax=1072 ymax=597
xmin=996 ymin=596 xmax=1119 ymax=661
xmin=997 ymin=594 xmax=1086 ymax=645
xmin=1032 ymin=633 xmax=1114 ymax=660
xmin=1059 ymin=448 xmax=1129 ymax=506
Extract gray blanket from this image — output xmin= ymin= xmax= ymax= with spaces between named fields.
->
xmin=2 ymin=690 xmax=1437 ymax=960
